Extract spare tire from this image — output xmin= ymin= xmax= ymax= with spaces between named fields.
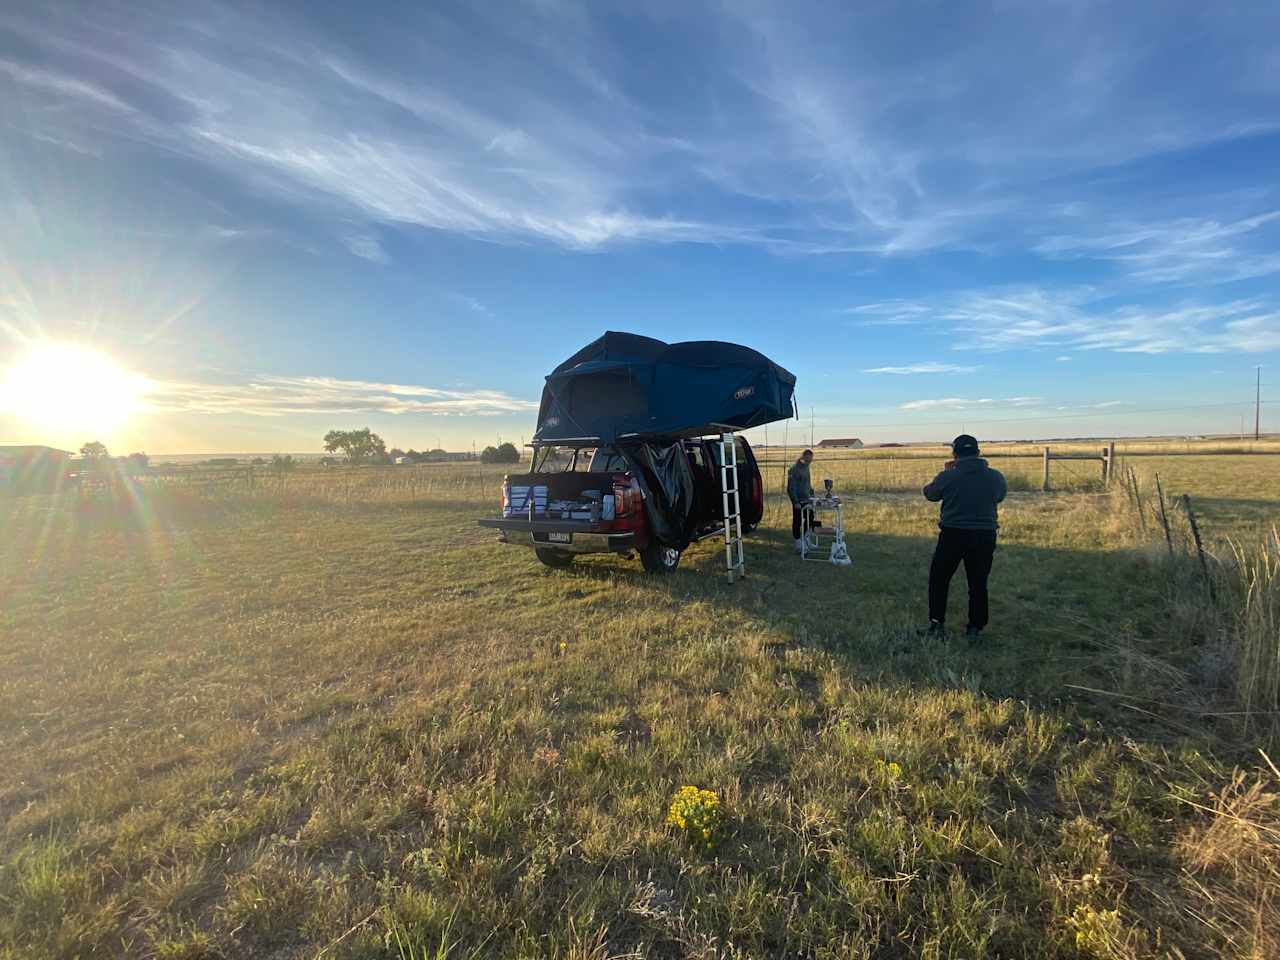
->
xmin=639 ymin=542 xmax=681 ymax=574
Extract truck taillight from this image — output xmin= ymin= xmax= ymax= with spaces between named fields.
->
xmin=612 ymin=480 xmax=630 ymax=517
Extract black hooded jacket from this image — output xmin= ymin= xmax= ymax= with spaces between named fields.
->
xmin=922 ymin=457 xmax=1007 ymax=530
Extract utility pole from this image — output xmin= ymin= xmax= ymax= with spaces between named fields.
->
xmin=810 ymin=406 xmax=815 ymax=448
xmin=1256 ymin=366 xmax=1262 ymax=440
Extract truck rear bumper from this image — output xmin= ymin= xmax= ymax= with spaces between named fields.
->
xmin=478 ymin=517 xmax=637 ymax=554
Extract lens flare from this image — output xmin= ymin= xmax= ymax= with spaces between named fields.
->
xmin=0 ymin=342 xmax=148 ymax=436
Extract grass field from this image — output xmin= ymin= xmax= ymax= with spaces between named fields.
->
xmin=2 ymin=446 xmax=1279 ymax=959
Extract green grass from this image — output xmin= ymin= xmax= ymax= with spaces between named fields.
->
xmin=2 ymin=450 xmax=1279 ymax=958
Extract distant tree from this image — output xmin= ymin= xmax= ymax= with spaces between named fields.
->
xmin=429 ymin=447 xmax=447 ymax=457
xmin=322 ymin=428 xmax=387 ymax=464
xmin=251 ymin=457 xmax=267 ymax=466
xmin=125 ymin=452 xmax=149 ymax=472
xmin=480 ymin=442 xmax=520 ymax=464
xmin=270 ymin=454 xmax=297 ymax=473
xmin=80 ymin=441 xmax=109 ymax=459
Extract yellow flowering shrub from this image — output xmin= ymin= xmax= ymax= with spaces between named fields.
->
xmin=872 ymin=759 xmax=904 ymax=790
xmin=666 ymin=786 xmax=724 ymax=852
xmin=1065 ymin=904 xmax=1126 ymax=958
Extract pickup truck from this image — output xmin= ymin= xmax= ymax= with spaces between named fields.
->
xmin=478 ymin=435 xmax=764 ymax=573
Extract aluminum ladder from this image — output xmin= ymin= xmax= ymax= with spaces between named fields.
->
xmin=719 ymin=432 xmax=746 ymax=583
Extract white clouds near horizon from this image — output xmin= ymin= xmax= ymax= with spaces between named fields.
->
xmin=143 ymin=375 xmax=539 ymax=418
xmin=864 ymin=362 xmax=980 ymax=375
xmin=899 ymin=396 xmax=1041 ymax=412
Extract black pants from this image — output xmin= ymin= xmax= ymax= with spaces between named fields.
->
xmin=792 ymin=505 xmax=816 ymax=539
xmin=928 ymin=527 xmax=997 ymax=629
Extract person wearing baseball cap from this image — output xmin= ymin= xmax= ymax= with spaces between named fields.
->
xmin=919 ymin=434 xmax=1007 ymax=640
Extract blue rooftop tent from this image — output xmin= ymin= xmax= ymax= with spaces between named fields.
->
xmin=532 ymin=332 xmax=797 ymax=444
xmin=530 ymin=332 xmax=797 ymax=558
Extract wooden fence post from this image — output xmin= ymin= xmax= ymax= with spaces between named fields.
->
xmin=1042 ymin=446 xmax=1051 ymax=492
xmin=1154 ymin=473 xmax=1174 ymax=557
xmin=1105 ymin=441 xmax=1116 ymax=486
xmin=1129 ymin=467 xmax=1147 ymax=531
xmin=1181 ymin=494 xmax=1215 ymax=601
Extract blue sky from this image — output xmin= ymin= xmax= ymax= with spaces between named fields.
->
xmin=1 ymin=0 xmax=1278 ymax=453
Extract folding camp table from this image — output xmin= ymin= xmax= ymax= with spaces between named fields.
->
xmin=800 ymin=495 xmax=851 ymax=565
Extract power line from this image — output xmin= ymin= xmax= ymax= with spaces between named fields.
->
xmin=802 ymin=399 xmax=1275 ymax=432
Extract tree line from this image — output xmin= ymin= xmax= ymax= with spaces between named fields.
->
xmin=74 ymin=431 xmax=523 ymax=470
xmin=324 ymin=429 xmax=520 ymax=464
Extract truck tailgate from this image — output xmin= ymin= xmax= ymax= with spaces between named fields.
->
xmin=478 ymin=517 xmax=636 ymax=553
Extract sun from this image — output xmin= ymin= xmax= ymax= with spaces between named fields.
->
xmin=0 ymin=342 xmax=148 ymax=436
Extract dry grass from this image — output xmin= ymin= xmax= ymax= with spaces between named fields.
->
xmin=3 ymin=446 xmax=1280 ymax=958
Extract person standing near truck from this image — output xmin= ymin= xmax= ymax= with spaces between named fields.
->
xmin=919 ymin=435 xmax=1007 ymax=640
xmin=788 ymin=449 xmax=816 ymax=552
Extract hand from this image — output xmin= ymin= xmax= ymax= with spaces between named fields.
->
xmin=944 ymin=460 xmax=956 ymax=471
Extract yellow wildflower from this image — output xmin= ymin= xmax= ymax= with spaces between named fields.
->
xmin=666 ymin=785 xmax=724 ymax=852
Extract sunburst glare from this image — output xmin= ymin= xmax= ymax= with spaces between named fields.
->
xmin=0 ymin=342 xmax=148 ymax=437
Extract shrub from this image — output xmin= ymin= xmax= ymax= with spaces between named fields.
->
xmin=667 ymin=786 xmax=724 ymax=852
xmin=480 ymin=443 xmax=520 ymax=464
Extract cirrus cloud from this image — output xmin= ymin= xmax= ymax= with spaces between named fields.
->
xmin=143 ymin=374 xmax=539 ymax=418
xmin=863 ymin=361 xmax=980 ymax=375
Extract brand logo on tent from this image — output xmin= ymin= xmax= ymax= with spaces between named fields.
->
xmin=733 ymin=385 xmax=756 ymax=400
xmin=544 ymin=417 xmax=561 ymax=427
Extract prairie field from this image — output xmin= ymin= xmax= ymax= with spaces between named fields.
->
xmin=3 ymin=444 xmax=1279 ymax=959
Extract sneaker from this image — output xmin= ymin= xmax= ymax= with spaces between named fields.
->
xmin=964 ymin=626 xmax=984 ymax=642
xmin=794 ymin=538 xmax=805 ymax=554
xmin=917 ymin=621 xmax=949 ymax=639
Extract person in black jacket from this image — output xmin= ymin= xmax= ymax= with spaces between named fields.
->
xmin=919 ymin=435 xmax=1007 ymax=639
xmin=787 ymin=449 xmax=816 ymax=552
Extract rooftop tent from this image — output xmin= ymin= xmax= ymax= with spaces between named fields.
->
xmin=533 ymin=331 xmax=797 ymax=443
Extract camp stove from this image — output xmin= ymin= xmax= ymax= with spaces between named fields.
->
xmin=800 ymin=481 xmax=851 ymax=566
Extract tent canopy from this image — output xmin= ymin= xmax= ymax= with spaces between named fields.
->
xmin=533 ymin=332 xmax=797 ymax=443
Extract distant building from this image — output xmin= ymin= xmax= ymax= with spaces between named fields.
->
xmin=0 ymin=445 xmax=73 ymax=494
xmin=817 ymin=438 xmax=863 ymax=449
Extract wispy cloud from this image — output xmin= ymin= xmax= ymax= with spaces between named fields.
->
xmin=343 ymin=235 xmax=388 ymax=263
xmin=6 ymin=2 xmax=1278 ymax=261
xmin=0 ymin=57 xmax=137 ymax=115
xmin=841 ymin=301 xmax=930 ymax=326
xmin=1035 ymin=211 xmax=1280 ymax=285
xmin=939 ymin=288 xmax=1280 ymax=354
xmin=144 ymin=375 xmax=539 ymax=417
xmin=863 ymin=361 xmax=979 ymax=375
xmin=449 ymin=294 xmax=490 ymax=315
xmin=900 ymin=396 xmax=1041 ymax=411
xmin=1055 ymin=355 xmax=1073 ymax=362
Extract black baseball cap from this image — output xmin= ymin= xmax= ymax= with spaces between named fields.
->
xmin=951 ymin=434 xmax=980 ymax=457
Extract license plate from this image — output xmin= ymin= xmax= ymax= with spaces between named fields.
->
xmin=547 ymin=532 xmax=572 ymax=544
